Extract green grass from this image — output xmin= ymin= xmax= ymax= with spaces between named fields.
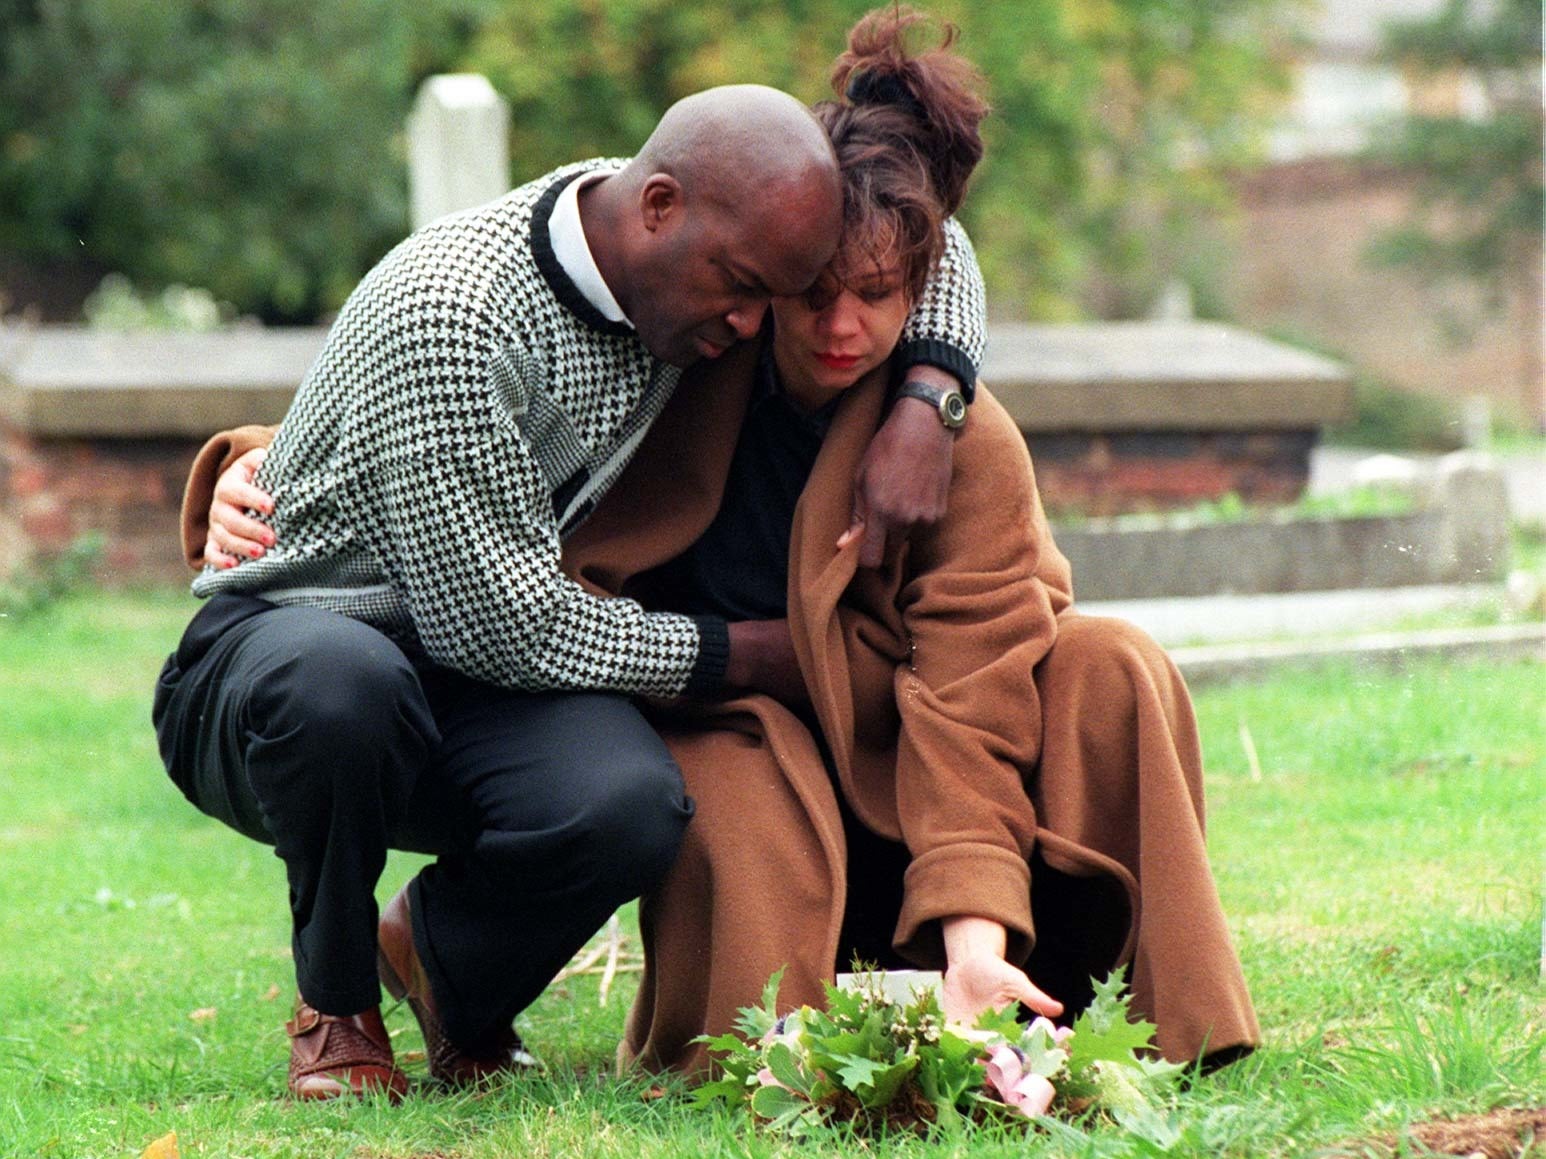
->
xmin=1048 ymin=485 xmax=1422 ymax=530
xmin=2 ymin=591 xmax=1542 ymax=1158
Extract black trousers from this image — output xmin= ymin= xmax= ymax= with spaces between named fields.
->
xmin=152 ymin=595 xmax=693 ymax=1045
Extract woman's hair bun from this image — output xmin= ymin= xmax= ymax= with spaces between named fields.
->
xmin=828 ymin=5 xmax=990 ymax=217
xmin=844 ymin=69 xmax=926 ymax=121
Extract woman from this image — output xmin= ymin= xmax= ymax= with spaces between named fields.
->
xmin=183 ymin=8 xmax=1258 ymax=1072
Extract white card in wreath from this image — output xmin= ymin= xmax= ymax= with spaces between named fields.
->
xmin=835 ymin=969 xmax=943 ymax=1005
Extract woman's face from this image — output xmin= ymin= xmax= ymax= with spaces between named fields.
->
xmin=770 ymin=245 xmax=912 ymax=406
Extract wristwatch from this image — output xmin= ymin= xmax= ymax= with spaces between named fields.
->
xmin=896 ymin=379 xmax=968 ymax=430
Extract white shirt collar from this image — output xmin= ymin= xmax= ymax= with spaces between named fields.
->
xmin=548 ymin=168 xmax=631 ymax=328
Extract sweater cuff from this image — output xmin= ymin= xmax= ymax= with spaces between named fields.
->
xmin=683 ymin=615 xmax=729 ymax=695
xmin=895 ymin=339 xmax=978 ymax=403
xmin=893 ymin=843 xmax=1034 ymax=970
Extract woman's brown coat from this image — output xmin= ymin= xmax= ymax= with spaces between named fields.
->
xmin=563 ymin=342 xmax=1258 ymax=1069
xmin=179 ymin=341 xmax=1258 ymax=1071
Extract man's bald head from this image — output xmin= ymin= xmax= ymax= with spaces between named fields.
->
xmin=584 ymin=85 xmax=844 ymax=367
xmin=635 ymin=84 xmax=840 ymax=214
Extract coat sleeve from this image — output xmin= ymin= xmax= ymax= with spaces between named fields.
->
xmin=180 ymin=425 xmax=278 ymax=568
xmin=888 ymin=390 xmax=1059 ymax=967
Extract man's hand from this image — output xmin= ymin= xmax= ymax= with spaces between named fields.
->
xmin=724 ymin=619 xmax=808 ymax=707
xmin=842 ymin=365 xmax=960 ymax=568
xmin=205 ymin=447 xmax=275 ymax=568
xmin=940 ymin=915 xmax=1063 ymax=1025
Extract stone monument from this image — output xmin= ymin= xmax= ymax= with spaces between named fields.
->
xmin=406 ymin=74 xmax=511 ymax=230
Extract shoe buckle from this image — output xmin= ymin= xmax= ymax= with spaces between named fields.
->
xmin=286 ymin=1003 xmax=322 ymax=1037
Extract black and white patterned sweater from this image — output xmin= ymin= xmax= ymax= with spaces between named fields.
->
xmin=193 ymin=158 xmax=986 ymax=697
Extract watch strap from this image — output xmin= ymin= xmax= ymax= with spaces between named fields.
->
xmin=896 ymin=378 xmax=969 ymax=429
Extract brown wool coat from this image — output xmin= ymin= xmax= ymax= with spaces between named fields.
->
xmin=563 ymin=342 xmax=1258 ymax=1070
xmin=180 ymin=342 xmax=1258 ymax=1071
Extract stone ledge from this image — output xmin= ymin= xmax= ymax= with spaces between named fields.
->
xmin=0 ymin=324 xmax=327 ymax=437
xmin=1052 ymin=452 xmax=1511 ymax=599
xmin=1173 ymin=622 xmax=1545 ymax=686
xmin=1083 ymin=583 xmax=1513 ymax=647
xmin=2 ymin=319 xmax=1352 ymax=438
xmin=981 ymin=321 xmax=1352 ymax=431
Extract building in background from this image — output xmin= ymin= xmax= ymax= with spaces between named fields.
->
xmin=1222 ymin=0 xmax=1543 ymax=430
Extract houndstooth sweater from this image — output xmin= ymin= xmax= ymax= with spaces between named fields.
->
xmin=193 ymin=159 xmax=986 ymax=697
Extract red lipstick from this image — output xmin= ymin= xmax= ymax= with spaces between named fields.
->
xmin=816 ymin=352 xmax=861 ymax=371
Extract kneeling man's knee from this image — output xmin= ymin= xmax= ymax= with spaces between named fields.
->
xmin=247 ymin=614 xmax=436 ymax=798
xmin=585 ymin=750 xmax=694 ymax=895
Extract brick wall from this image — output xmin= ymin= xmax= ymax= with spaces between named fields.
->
xmin=0 ymin=423 xmax=1321 ymax=587
xmin=2 ymin=427 xmax=200 ymax=583
xmin=1027 ymin=429 xmax=1316 ymax=518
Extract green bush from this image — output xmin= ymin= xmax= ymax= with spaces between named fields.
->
xmin=1324 ymin=376 xmax=1467 ymax=452
xmin=81 ymin=273 xmax=233 ymax=330
xmin=466 ymin=0 xmax=1293 ymax=321
xmin=0 ymin=531 xmax=104 ymax=618
xmin=1 ymin=1 xmax=1293 ymax=324
xmin=0 ymin=0 xmax=417 ymax=322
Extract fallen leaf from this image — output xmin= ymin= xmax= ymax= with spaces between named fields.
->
xmin=188 ymin=1008 xmax=217 ymax=1023
xmin=140 ymin=1131 xmax=179 ymax=1159
xmin=260 ymin=984 xmax=281 ymax=1002
xmin=640 ymin=1085 xmax=668 ymax=1101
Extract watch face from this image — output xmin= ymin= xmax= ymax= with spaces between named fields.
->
xmin=942 ymin=392 xmax=968 ymax=428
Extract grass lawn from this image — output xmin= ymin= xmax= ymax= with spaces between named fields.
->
xmin=2 ymin=590 xmax=1542 ymax=1158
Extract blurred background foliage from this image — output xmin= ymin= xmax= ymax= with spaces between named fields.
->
xmin=1366 ymin=0 xmax=1542 ymax=386
xmin=1369 ymin=0 xmax=1540 ymax=292
xmin=0 ymin=0 xmax=497 ymax=322
xmin=0 ymin=0 xmax=1294 ymax=324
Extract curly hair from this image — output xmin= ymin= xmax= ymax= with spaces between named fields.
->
xmin=810 ymin=5 xmax=990 ymax=303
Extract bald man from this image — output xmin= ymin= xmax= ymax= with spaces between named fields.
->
xmin=152 ymin=85 xmax=986 ymax=1100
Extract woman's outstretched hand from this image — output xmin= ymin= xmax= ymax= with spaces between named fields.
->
xmin=940 ymin=915 xmax=1063 ymax=1025
xmin=204 ymin=447 xmax=275 ymax=568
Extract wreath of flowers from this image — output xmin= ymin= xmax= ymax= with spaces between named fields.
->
xmin=693 ymin=967 xmax=1187 ymax=1138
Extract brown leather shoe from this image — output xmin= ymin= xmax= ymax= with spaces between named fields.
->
xmin=285 ymin=1000 xmax=408 ymax=1102
xmin=376 ymin=884 xmax=538 ymax=1086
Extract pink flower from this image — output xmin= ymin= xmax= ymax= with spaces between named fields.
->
xmin=983 ymin=1045 xmax=1057 ymax=1118
xmin=1027 ymin=1016 xmax=1076 ymax=1048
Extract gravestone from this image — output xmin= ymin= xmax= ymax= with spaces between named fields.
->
xmin=407 ymin=74 xmax=511 ymax=230
xmin=981 ymin=320 xmax=1353 ymax=516
xmin=0 ymin=319 xmax=1363 ymax=583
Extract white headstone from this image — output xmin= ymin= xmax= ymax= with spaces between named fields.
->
xmin=1435 ymin=450 xmax=1511 ymax=577
xmin=1460 ymin=394 xmax=1492 ymax=449
xmin=1351 ymin=452 xmax=1424 ymax=493
xmin=407 ymin=74 xmax=511 ymax=230
xmin=1149 ymin=278 xmax=1195 ymax=322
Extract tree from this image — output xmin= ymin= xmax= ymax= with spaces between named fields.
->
xmin=0 ymin=0 xmax=1293 ymax=323
xmin=464 ymin=0 xmax=1291 ymax=320
xmin=0 ymin=0 xmax=417 ymax=321
xmin=1368 ymin=0 xmax=1544 ymax=410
